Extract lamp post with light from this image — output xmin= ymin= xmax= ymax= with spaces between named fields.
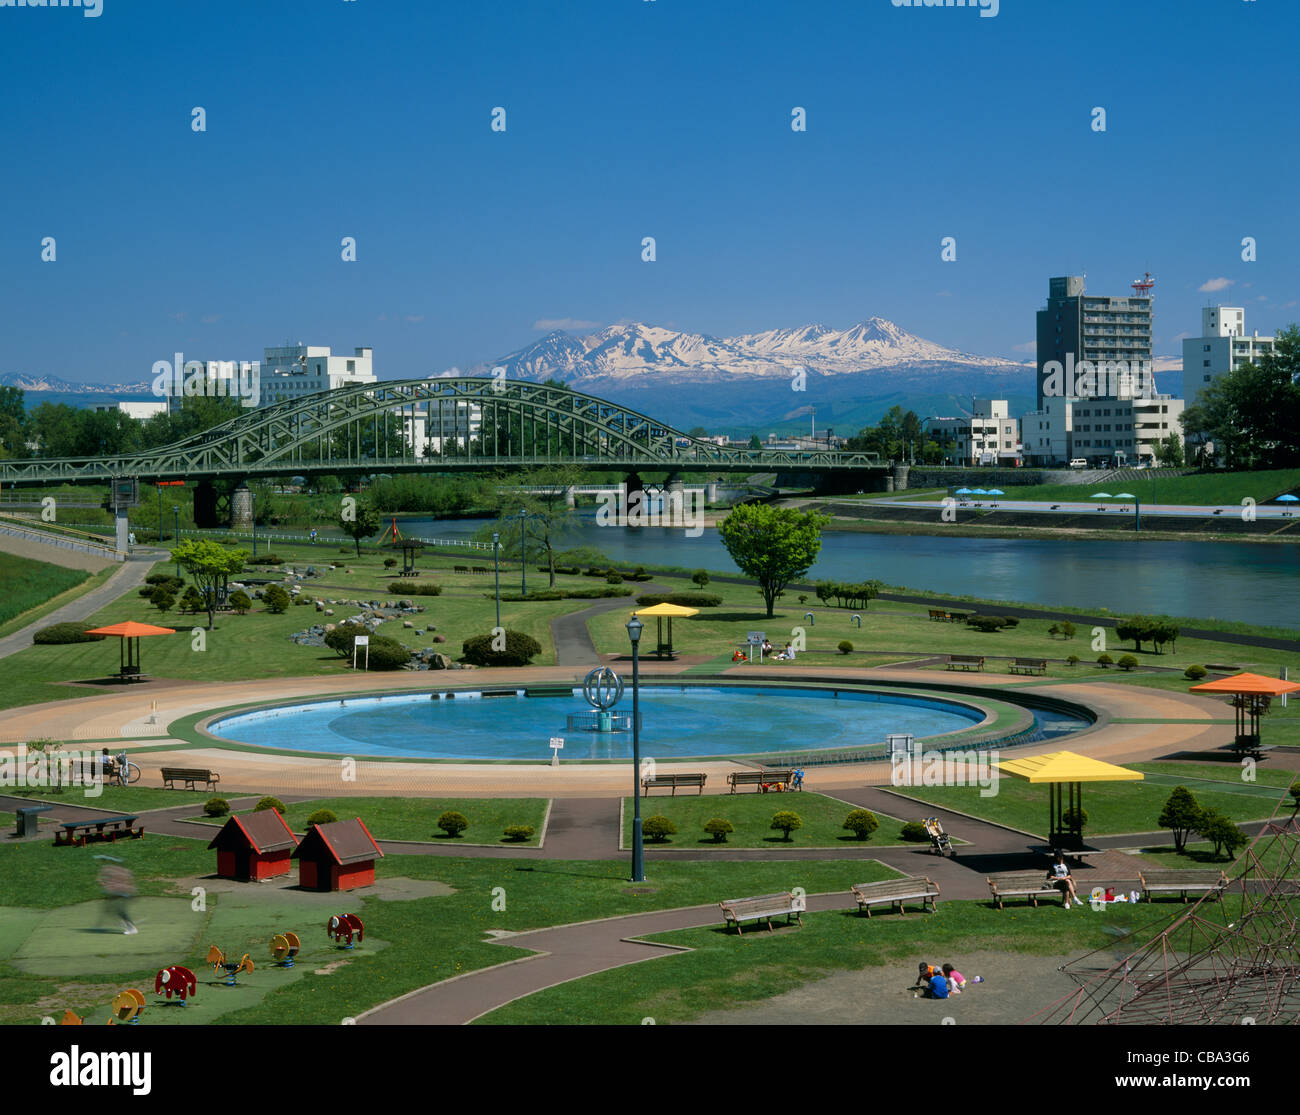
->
xmin=173 ymin=506 xmax=180 ymax=577
xmin=519 ymin=508 xmax=528 ymax=595
xmin=626 ymin=615 xmax=645 ymax=882
xmin=492 ymin=531 xmax=501 ymax=629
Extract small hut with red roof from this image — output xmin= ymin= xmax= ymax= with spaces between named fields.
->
xmin=291 ymin=817 xmax=383 ymax=892
xmin=207 ymin=808 xmax=299 ymax=881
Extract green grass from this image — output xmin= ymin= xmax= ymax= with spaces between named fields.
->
xmin=625 ymin=792 xmax=913 ymax=849
xmin=891 ymin=773 xmax=1290 ymax=837
xmin=474 ymin=896 xmax=1199 ymax=1025
xmin=188 ymin=796 xmax=550 ymax=845
xmin=962 ymin=468 xmax=1300 ymax=508
xmin=0 ymin=552 xmax=92 ymax=629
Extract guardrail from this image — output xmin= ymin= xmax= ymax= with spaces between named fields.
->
xmin=0 ymin=519 xmax=125 ymax=562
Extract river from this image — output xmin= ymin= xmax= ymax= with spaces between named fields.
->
xmin=395 ymin=512 xmax=1300 ymax=629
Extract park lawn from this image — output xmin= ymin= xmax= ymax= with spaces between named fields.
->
xmin=588 ymin=582 xmax=1300 ymax=678
xmin=891 ymin=776 xmax=1289 ymax=838
xmin=0 ymin=552 xmax=93 ymax=630
xmin=188 ymin=796 xmax=550 ymax=845
xmin=0 ymin=835 xmax=902 ymax=1025
xmin=474 ymin=896 xmax=1202 ymax=1025
xmin=0 ymin=561 xmax=116 ymax=641
xmin=3 ymin=786 xmax=213 ymax=813
xmin=1132 ymin=761 xmax=1298 ymax=790
xmin=1137 ymin=827 xmax=1298 ymax=876
xmin=624 ymin=792 xmax=914 ymax=849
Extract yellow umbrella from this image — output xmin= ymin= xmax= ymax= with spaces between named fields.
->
xmin=997 ymin=750 xmax=1143 ymax=850
xmin=630 ymin=602 xmax=699 ymax=659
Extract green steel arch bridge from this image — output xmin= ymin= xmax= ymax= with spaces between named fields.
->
xmin=0 ymin=378 xmax=888 ymax=522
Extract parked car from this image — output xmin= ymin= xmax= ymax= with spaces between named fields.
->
xmin=1069 ymin=458 xmax=1087 ymax=469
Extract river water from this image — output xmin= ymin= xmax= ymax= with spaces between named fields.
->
xmin=398 ymin=512 xmax=1299 ymax=629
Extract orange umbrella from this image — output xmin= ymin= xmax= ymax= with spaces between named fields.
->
xmin=1189 ymin=672 xmax=1300 ymax=754
xmin=84 ymin=621 xmax=176 ymax=680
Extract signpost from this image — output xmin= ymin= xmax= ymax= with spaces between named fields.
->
xmin=746 ymin=630 xmax=766 ymax=663
xmin=549 ymin=736 xmax=564 ymax=767
xmin=353 ymin=634 xmax=369 ymax=671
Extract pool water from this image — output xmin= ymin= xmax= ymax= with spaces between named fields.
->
xmin=210 ymin=685 xmax=989 ymax=761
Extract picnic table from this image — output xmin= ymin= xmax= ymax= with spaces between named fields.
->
xmin=53 ymin=814 xmax=144 ymax=847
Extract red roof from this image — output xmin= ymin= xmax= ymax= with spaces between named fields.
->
xmin=206 ymin=808 xmax=298 ymax=854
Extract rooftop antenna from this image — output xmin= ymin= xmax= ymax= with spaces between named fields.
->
xmin=1132 ymin=272 xmax=1155 ymax=299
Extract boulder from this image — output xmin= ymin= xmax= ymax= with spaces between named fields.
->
xmin=429 ymin=652 xmax=454 ymax=670
xmin=433 ymin=634 xmax=446 ymax=644
xmin=425 ymin=624 xmax=437 ymax=632
xmin=324 ymin=609 xmax=334 ymax=616
xmin=402 ymin=621 xmax=415 ymax=629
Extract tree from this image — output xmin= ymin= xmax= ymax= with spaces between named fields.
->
xmin=691 ymin=569 xmax=710 ymax=589
xmin=1158 ymin=786 xmax=1202 ymax=853
xmin=149 ymin=587 xmax=175 ymax=615
xmin=0 ymin=385 xmax=27 ymax=458
xmin=227 ymin=590 xmax=252 ymax=615
xmin=688 ymin=426 xmax=709 ymax=439
xmin=262 ymin=584 xmax=290 ymax=614
xmin=179 ymin=586 xmax=205 ymax=615
xmin=770 ymin=810 xmax=803 ymax=842
xmin=747 ymin=434 xmax=762 ymax=450
xmin=477 ymin=466 xmax=582 ymax=588
xmin=842 ymin=809 xmax=879 ymax=841
xmin=171 ymin=539 xmax=248 ymax=629
xmin=436 ymin=811 xmax=469 ymax=838
xmin=1194 ymin=807 xmax=1247 ymax=861
xmin=1155 ymin=433 xmax=1185 ymax=467
xmin=339 ymin=502 xmax=381 ymax=557
xmin=703 ymin=818 xmax=734 ymax=843
xmin=1116 ymin=615 xmax=1156 ymax=653
xmin=717 ymin=504 xmax=828 ymax=617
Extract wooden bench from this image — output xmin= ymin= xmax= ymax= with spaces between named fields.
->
xmin=1137 ymin=869 xmax=1229 ymax=903
xmin=727 ymin=768 xmax=797 ymax=794
xmin=928 ymin=609 xmax=947 ymax=621
xmin=160 ymin=767 xmax=221 ymax=791
xmin=946 ymin=655 xmax=985 ymax=672
xmin=719 ymin=891 xmax=805 ymax=935
xmin=454 ymin=565 xmax=469 ymax=574
xmin=53 ymin=815 xmax=144 ymax=847
xmin=641 ymin=773 xmax=707 ymax=796
xmin=851 ymin=876 xmax=940 ymax=917
xmin=987 ymin=871 xmax=1068 ymax=909
xmin=1009 ymin=658 xmax=1048 ymax=675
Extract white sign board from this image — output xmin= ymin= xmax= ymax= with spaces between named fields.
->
xmin=746 ymin=631 xmax=766 ymax=645
xmin=549 ymin=736 xmax=564 ymax=767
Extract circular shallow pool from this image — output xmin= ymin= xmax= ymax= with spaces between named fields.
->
xmin=209 ymin=685 xmax=991 ymax=761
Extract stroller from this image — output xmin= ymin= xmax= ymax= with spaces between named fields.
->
xmin=923 ymin=817 xmax=953 ymax=857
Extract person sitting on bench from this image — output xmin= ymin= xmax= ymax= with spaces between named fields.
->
xmin=1049 ymin=853 xmax=1083 ymax=909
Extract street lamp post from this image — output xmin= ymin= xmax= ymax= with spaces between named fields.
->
xmin=492 ymin=531 xmax=501 ymax=629
xmin=251 ymin=490 xmax=257 ymax=557
xmin=626 ymin=615 xmax=645 ymax=883
xmin=519 ymin=508 xmax=527 ymax=596
xmin=173 ymin=506 xmax=180 ymax=576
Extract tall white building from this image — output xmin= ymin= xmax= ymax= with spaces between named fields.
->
xmin=1181 ymin=307 xmax=1276 ymax=408
xmin=1020 ymin=394 xmax=1183 ymax=467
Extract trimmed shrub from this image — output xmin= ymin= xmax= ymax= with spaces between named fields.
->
xmin=389 ymin=582 xmax=441 ymax=596
xmin=1048 ymin=624 xmax=1060 ymax=638
xmin=770 ymin=810 xmax=803 ymax=842
xmin=294 ymin=595 xmax=313 ymax=606
xmin=691 ymin=570 xmax=710 ymax=588
xmin=842 ymin=809 xmax=879 ymax=841
xmin=180 ymin=586 xmax=205 ymax=614
xmin=384 ymin=558 xmax=398 ymax=569
xmin=363 ymin=637 xmax=413 ymax=670
xmin=605 ymin=572 xmax=624 ymax=585
xmin=34 ymin=622 xmax=105 ymax=644
xmin=635 ymin=592 xmax=722 ymax=608
xmin=145 ymin=572 xmax=182 ymax=586
xmin=1061 ymin=621 xmax=1076 ymax=639
xmin=307 ymin=808 xmax=338 ymax=826
xmin=1289 ymin=781 xmax=1300 ymax=810
xmin=1184 ymin=664 xmax=1208 ymax=681
xmin=967 ymin=615 xmax=1009 ymax=633
xmin=262 ymin=584 xmax=291 ymax=614
xmin=900 ymin=821 xmax=929 ymax=842
xmin=1066 ymin=655 xmax=1080 ymax=666
xmin=642 ymin=815 xmax=676 ymax=843
xmin=703 ymin=818 xmax=734 ymax=843
xmin=149 ymin=587 xmax=176 ymax=614
xmin=1060 ymin=806 xmax=1088 ymax=832
xmin=1097 ymin=653 xmax=1114 ymax=667
xmin=1117 ymin=654 xmax=1139 ymax=671
xmin=461 ymin=629 xmax=542 ymax=667
xmin=228 ymin=590 xmax=252 ymax=615
xmin=837 ymin=640 xmax=854 ymax=654
xmin=254 ymin=796 xmax=285 ymax=813
xmin=436 ymin=810 xmax=469 ymax=838
xmin=203 ymin=797 xmax=230 ymax=817
xmin=246 ymin=553 xmax=284 ymax=565
xmin=502 ymin=825 xmax=535 ymax=842
xmin=1001 ymin=616 xmax=1020 ymax=628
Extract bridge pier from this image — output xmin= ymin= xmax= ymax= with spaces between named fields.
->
xmin=892 ymin=464 xmax=910 ymax=492
xmin=705 ymin=482 xmax=719 ymax=505
xmin=564 ymin=485 xmax=576 ymax=510
xmin=231 ymin=483 xmax=254 ymax=530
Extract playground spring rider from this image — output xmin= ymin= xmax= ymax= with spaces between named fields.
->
xmin=154 ymin=965 xmax=198 ymax=1005
xmin=207 ymin=945 xmax=255 ymax=986
xmin=271 ymin=931 xmax=301 ymax=968
xmin=327 ymin=913 xmax=364 ymax=949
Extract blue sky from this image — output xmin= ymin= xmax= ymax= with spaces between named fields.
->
xmin=1 ymin=0 xmax=1296 ymax=384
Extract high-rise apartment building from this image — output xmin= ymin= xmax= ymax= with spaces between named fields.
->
xmin=1181 ymin=307 xmax=1276 ymax=409
xmin=1036 ymin=275 xmax=1155 ymax=407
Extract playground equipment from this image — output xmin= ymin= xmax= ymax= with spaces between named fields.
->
xmin=154 ymin=965 xmax=197 ymax=1004
xmin=923 ymin=817 xmax=953 ymax=856
xmin=206 ymin=945 xmax=255 ymax=986
xmin=58 ymin=1009 xmax=83 ymax=1025
xmin=327 ymin=912 xmax=364 ymax=949
xmin=109 ymin=988 xmax=146 ymax=1025
xmin=270 ymin=931 xmax=301 ymax=968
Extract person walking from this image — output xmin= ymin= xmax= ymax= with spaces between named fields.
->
xmin=97 ymin=858 xmax=137 ymax=935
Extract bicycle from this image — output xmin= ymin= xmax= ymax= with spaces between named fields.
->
xmin=108 ymin=755 xmax=142 ymax=787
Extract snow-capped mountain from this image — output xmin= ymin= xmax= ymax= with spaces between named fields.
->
xmin=480 ymin=317 xmax=1023 ymax=386
xmin=0 ymin=371 xmax=152 ymax=394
